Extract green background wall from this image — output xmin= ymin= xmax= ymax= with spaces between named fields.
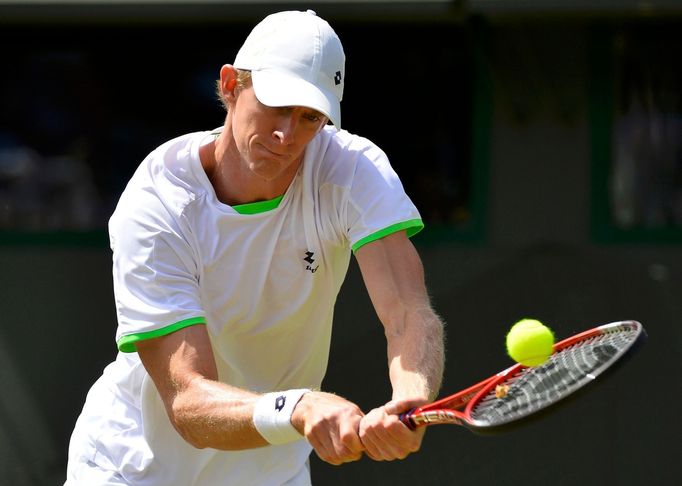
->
xmin=0 ymin=2 xmax=679 ymax=485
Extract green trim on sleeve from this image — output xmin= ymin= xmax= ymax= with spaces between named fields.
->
xmin=351 ymin=219 xmax=424 ymax=253
xmin=117 ymin=317 xmax=207 ymax=353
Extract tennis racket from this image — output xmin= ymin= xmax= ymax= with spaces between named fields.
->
xmin=400 ymin=320 xmax=646 ymax=432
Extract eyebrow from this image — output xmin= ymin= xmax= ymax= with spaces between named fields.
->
xmin=298 ymin=107 xmax=324 ymax=117
xmin=308 ymin=110 xmax=326 ymax=120
xmin=270 ymin=104 xmax=326 ymax=121
xmin=294 ymin=107 xmax=327 ymax=122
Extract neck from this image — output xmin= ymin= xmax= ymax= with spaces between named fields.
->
xmin=200 ymin=123 xmax=301 ymax=206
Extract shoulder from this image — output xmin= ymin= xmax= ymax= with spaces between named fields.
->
xmin=310 ymin=126 xmax=391 ymax=183
xmin=109 ymin=130 xmax=213 ymax=240
xmin=150 ymin=130 xmax=214 ymax=182
xmin=126 ymin=130 xmax=213 ymax=202
xmin=320 ymin=126 xmax=386 ymax=159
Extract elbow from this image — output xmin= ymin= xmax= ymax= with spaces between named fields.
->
xmin=177 ymin=427 xmax=209 ymax=450
xmin=381 ymin=302 xmax=442 ymax=340
xmin=168 ymin=395 xmax=210 ymax=449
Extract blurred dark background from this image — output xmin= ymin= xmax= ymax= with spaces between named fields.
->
xmin=0 ymin=1 xmax=679 ymax=485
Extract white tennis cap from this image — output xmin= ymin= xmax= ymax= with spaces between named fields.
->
xmin=234 ymin=10 xmax=345 ymax=128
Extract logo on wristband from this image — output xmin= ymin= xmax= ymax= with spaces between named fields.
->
xmin=275 ymin=395 xmax=286 ymax=412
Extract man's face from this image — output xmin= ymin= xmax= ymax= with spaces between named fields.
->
xmin=229 ymin=84 xmax=328 ymax=181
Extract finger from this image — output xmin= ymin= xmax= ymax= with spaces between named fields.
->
xmin=360 ymin=414 xmax=423 ymax=460
xmin=362 ymin=433 xmax=407 ymax=461
xmin=339 ymin=418 xmax=365 ymax=456
xmin=360 ymin=419 xmax=403 ymax=461
xmin=308 ymin=430 xmax=340 ymax=465
xmin=316 ymin=426 xmax=364 ymax=465
xmin=359 ymin=430 xmax=391 ymax=461
xmin=385 ymin=417 xmax=425 ymax=454
xmin=325 ymin=442 xmax=362 ymax=465
xmin=363 ymin=448 xmax=381 ymax=462
xmin=384 ymin=398 xmax=426 ymax=416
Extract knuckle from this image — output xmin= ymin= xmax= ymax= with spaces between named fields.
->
xmin=340 ymin=431 xmax=357 ymax=448
xmin=346 ymin=451 xmax=363 ymax=463
xmin=334 ymin=450 xmax=356 ymax=465
xmin=319 ymin=452 xmax=342 ymax=466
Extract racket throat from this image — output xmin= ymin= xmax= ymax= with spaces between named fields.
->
xmin=408 ymin=409 xmax=465 ymax=428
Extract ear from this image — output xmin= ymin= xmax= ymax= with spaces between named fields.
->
xmin=219 ymin=64 xmax=239 ymax=100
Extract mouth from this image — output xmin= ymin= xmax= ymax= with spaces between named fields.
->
xmin=256 ymin=143 xmax=288 ymax=158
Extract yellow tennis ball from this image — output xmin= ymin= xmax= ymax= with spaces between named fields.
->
xmin=506 ymin=319 xmax=555 ymax=366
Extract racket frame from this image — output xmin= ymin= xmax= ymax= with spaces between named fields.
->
xmin=401 ymin=320 xmax=644 ymax=431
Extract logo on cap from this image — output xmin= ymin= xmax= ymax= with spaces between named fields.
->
xmin=334 ymin=71 xmax=342 ymax=86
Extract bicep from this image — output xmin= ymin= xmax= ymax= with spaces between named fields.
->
xmin=136 ymin=324 xmax=218 ymax=406
xmin=354 ymin=231 xmax=429 ymax=327
xmin=135 ymin=325 xmax=264 ymax=449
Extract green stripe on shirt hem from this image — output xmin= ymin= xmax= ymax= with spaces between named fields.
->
xmin=351 ymin=219 xmax=424 ymax=253
xmin=117 ymin=317 xmax=207 ymax=353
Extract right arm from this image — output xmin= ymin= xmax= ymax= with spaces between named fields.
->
xmin=136 ymin=324 xmax=365 ymax=464
xmin=136 ymin=324 xmax=263 ymax=449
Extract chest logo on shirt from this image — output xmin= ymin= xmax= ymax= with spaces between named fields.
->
xmin=303 ymin=251 xmax=319 ymax=274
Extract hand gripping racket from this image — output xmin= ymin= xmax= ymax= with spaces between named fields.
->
xmin=400 ymin=320 xmax=646 ymax=432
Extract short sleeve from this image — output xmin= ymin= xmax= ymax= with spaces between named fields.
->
xmin=345 ymin=143 xmax=423 ymax=252
xmin=109 ymin=190 xmax=205 ymax=353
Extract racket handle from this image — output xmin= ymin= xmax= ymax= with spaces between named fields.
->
xmin=399 ymin=408 xmax=417 ymax=430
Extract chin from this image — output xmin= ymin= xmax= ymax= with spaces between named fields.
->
xmin=248 ymin=161 xmax=283 ymax=181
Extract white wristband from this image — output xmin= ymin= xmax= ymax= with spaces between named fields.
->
xmin=253 ymin=389 xmax=310 ymax=445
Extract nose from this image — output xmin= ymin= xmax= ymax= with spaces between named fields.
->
xmin=272 ymin=113 xmax=298 ymax=145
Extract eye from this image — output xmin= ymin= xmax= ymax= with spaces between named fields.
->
xmin=303 ymin=112 xmax=323 ymax=123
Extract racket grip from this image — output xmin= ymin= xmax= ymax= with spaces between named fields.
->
xmin=399 ymin=408 xmax=417 ymax=430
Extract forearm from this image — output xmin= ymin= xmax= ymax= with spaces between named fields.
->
xmin=171 ymin=381 xmax=364 ymax=462
xmin=137 ymin=326 xmax=285 ymax=451
xmin=386 ymin=304 xmax=445 ymax=402
xmin=354 ymin=233 xmax=444 ymax=461
xmin=169 ymin=378 xmax=267 ymax=450
xmin=358 ymin=304 xmax=443 ymax=462
xmin=175 ymin=385 xmax=367 ymax=465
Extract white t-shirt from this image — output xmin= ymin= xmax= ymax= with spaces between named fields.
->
xmin=69 ymin=126 xmax=423 ymax=485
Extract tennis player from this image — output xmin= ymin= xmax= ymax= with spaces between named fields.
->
xmin=65 ymin=10 xmax=445 ymax=485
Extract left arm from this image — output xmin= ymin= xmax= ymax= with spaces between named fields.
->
xmin=354 ymin=231 xmax=445 ymax=460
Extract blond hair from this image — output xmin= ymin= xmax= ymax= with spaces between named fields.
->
xmin=215 ymin=69 xmax=252 ymax=111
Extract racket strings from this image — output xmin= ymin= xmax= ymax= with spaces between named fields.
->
xmin=469 ymin=325 xmax=639 ymax=427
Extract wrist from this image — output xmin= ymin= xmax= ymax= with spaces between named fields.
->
xmin=252 ymin=389 xmax=310 ymax=445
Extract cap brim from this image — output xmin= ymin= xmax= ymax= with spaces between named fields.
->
xmin=251 ymin=70 xmax=341 ymax=129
